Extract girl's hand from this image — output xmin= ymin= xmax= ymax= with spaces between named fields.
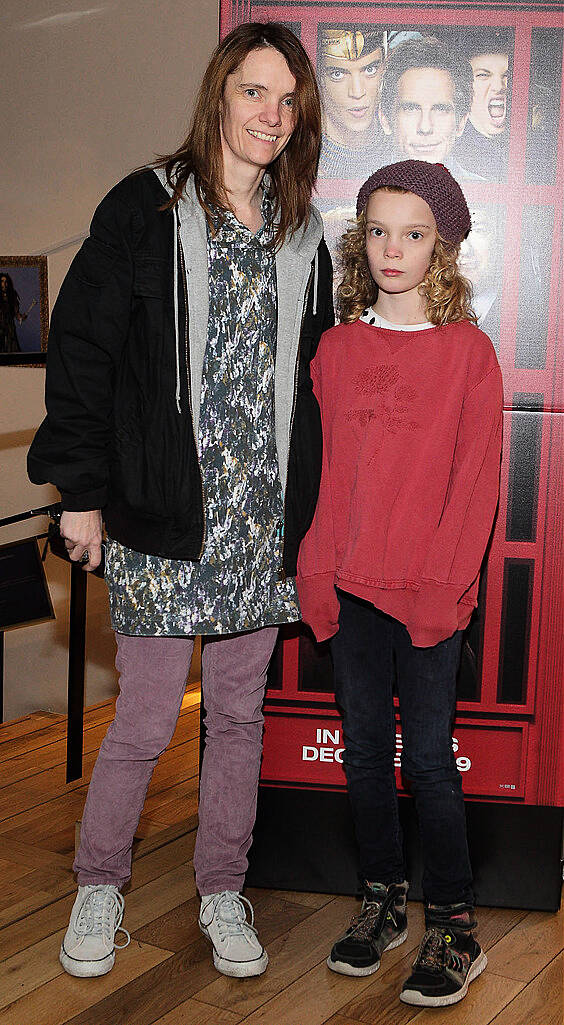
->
xmin=60 ymin=509 xmax=103 ymax=571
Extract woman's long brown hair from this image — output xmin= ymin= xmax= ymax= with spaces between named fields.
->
xmin=156 ymin=22 xmax=321 ymax=248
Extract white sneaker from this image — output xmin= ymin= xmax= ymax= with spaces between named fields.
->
xmin=199 ymin=890 xmax=268 ymax=978
xmin=59 ymin=884 xmax=131 ymax=977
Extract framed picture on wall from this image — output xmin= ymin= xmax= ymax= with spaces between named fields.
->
xmin=0 ymin=256 xmax=48 ymax=366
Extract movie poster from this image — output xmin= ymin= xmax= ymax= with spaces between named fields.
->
xmin=220 ymin=1 xmax=563 ymax=809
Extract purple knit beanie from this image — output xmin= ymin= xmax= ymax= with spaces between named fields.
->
xmin=356 ymin=160 xmax=471 ymax=244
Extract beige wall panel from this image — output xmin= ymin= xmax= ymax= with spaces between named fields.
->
xmin=1 ymin=1 xmax=220 ymax=251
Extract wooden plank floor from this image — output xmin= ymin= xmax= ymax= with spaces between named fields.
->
xmin=0 ymin=693 xmax=561 ymax=1025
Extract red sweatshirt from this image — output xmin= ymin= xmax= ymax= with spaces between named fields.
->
xmin=297 ymin=319 xmax=503 ymax=647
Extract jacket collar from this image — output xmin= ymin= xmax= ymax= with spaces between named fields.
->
xmin=152 ymin=168 xmax=322 ymax=486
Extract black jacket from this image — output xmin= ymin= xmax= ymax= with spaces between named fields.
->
xmin=28 ymin=170 xmax=333 ymax=575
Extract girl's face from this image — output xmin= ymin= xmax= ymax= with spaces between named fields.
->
xmin=365 ymin=189 xmax=437 ymax=303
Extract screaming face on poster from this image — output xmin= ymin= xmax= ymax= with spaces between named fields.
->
xmin=453 ymin=28 xmax=513 ymax=180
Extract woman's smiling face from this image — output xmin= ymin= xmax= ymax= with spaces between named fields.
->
xmin=220 ymin=47 xmax=297 ymax=177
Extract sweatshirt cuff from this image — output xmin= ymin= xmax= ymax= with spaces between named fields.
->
xmin=408 ymin=579 xmax=462 ymax=647
xmin=297 ymin=571 xmax=340 ymax=643
xmin=60 ymin=487 xmax=107 ymax=512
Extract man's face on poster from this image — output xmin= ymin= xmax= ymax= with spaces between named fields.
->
xmin=320 ymin=46 xmax=384 ymax=146
xmin=459 ymin=209 xmax=501 ymax=290
xmin=380 ymin=66 xmax=467 ymax=161
xmin=469 ymin=53 xmax=509 ymax=137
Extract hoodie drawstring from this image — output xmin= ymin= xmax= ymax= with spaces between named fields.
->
xmin=173 ymin=205 xmax=182 ymax=414
xmin=312 ymin=248 xmax=319 ymax=317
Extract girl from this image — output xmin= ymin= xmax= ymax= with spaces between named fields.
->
xmin=297 ymin=160 xmax=503 ymax=1007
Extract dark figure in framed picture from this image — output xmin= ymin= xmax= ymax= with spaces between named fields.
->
xmin=0 ymin=272 xmax=27 ymax=353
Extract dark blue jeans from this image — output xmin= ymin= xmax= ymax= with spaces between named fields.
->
xmin=331 ymin=590 xmax=474 ymax=905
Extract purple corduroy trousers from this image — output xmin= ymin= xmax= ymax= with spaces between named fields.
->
xmin=73 ymin=627 xmax=278 ymax=895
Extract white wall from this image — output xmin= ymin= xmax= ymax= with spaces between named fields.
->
xmin=1 ymin=0 xmax=219 ymax=720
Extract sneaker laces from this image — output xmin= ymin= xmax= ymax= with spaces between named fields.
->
xmin=211 ymin=891 xmax=258 ymax=943
xmin=75 ymin=886 xmax=131 ymax=950
xmin=414 ymin=928 xmax=465 ymax=974
xmin=347 ymin=898 xmax=388 ymax=941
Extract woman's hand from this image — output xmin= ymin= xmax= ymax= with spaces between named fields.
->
xmin=60 ymin=510 xmax=103 ymax=571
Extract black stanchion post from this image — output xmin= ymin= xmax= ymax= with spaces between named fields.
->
xmin=66 ymin=562 xmax=87 ymax=782
xmin=0 ymin=505 xmax=93 ymax=771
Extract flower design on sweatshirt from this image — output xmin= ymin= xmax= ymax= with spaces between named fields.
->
xmin=347 ymin=363 xmax=420 ymax=459
xmin=356 ymin=364 xmax=400 ymax=394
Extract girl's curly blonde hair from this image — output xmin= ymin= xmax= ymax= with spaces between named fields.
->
xmin=336 ymin=191 xmax=477 ymax=327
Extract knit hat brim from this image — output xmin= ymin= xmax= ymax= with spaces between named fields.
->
xmin=356 ymin=160 xmax=471 ymax=243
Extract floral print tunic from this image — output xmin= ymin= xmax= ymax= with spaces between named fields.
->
xmin=105 ymin=195 xmax=300 ymax=635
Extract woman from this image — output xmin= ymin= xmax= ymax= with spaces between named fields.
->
xmin=28 ymin=21 xmax=333 ymax=980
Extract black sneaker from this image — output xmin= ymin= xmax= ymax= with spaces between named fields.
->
xmin=400 ymin=906 xmax=487 ymax=1007
xmin=327 ymin=881 xmax=408 ymax=977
